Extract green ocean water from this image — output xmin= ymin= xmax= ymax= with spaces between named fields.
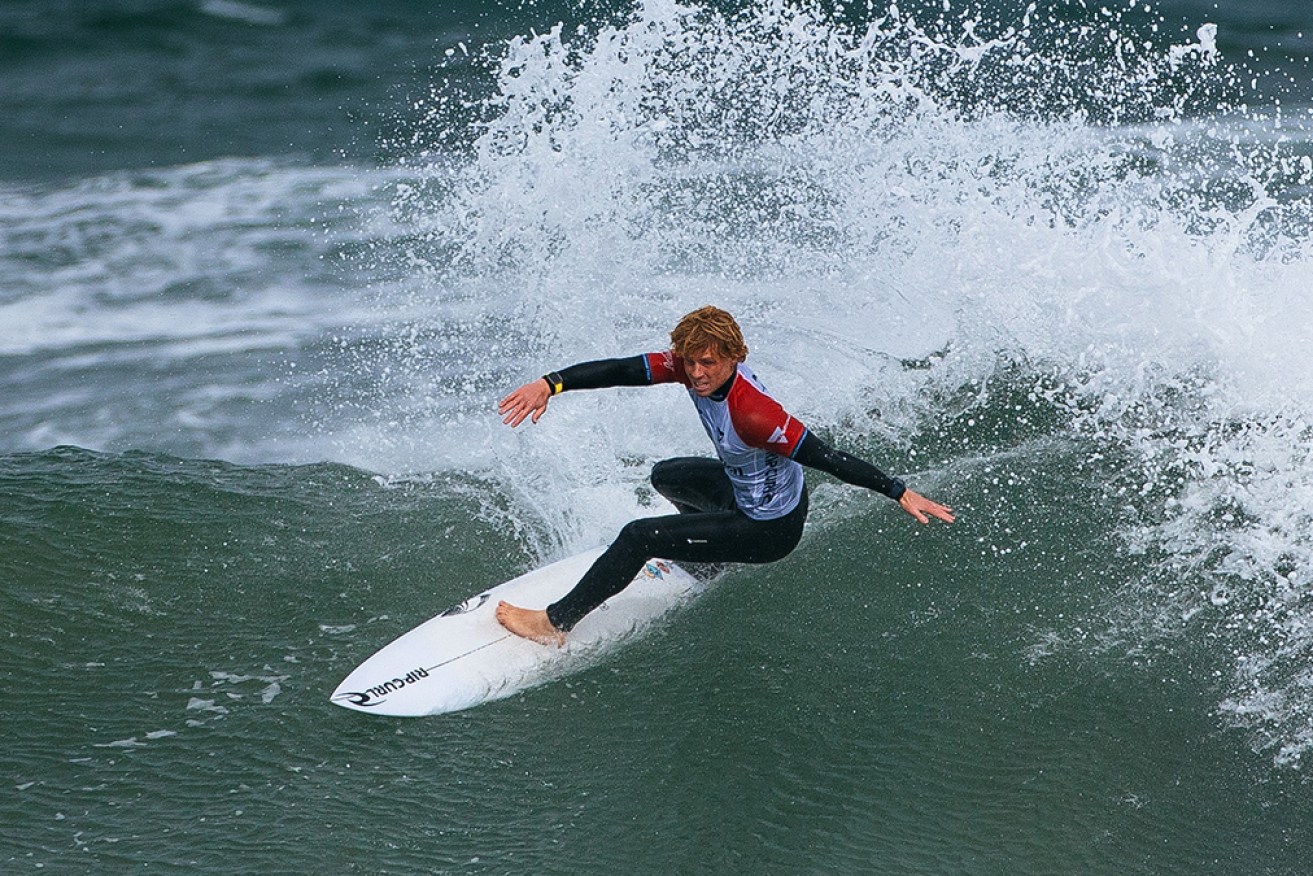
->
xmin=6 ymin=0 xmax=1313 ymax=872
xmin=3 ymin=438 xmax=1309 ymax=872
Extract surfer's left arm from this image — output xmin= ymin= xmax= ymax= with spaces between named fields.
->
xmin=792 ymin=433 xmax=955 ymax=525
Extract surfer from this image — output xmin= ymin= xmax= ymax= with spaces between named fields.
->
xmin=495 ymin=306 xmax=955 ymax=645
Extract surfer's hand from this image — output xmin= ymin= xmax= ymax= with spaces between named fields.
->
xmin=899 ymin=489 xmax=955 ymax=525
xmin=499 ymin=379 xmax=552 ymax=427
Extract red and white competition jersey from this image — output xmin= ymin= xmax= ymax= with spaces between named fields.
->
xmin=645 ymin=351 xmax=807 ymax=520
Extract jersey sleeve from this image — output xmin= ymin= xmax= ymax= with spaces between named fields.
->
xmin=644 ymin=351 xmax=689 ymax=386
xmin=727 ymin=380 xmax=808 ymax=457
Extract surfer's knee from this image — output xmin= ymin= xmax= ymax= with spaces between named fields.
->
xmin=614 ymin=518 xmax=663 ymax=557
xmin=649 ymin=458 xmax=682 ymax=495
xmin=650 ymin=457 xmax=726 ymax=514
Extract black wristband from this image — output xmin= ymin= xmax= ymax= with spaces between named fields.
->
xmin=543 ymin=372 xmax=565 ymax=395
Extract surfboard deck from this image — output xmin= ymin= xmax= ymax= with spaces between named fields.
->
xmin=329 ymin=548 xmax=705 ymax=717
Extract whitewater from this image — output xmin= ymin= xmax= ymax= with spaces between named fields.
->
xmin=5 ymin=1 xmax=1313 ymax=871
xmin=390 ymin=0 xmax=1313 ymax=767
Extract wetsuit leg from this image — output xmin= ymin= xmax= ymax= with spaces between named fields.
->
xmin=546 ymin=489 xmax=808 ymax=632
xmin=650 ymin=457 xmax=736 ymax=514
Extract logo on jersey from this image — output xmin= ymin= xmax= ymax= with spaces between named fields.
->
xmin=767 ymin=415 xmax=795 ymax=446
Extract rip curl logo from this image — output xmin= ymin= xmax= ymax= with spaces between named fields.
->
xmin=332 ymin=666 xmax=431 ymax=708
xmin=439 ymin=593 xmax=490 ymax=617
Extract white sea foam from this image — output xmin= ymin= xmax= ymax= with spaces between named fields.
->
xmin=0 ymin=160 xmax=394 ymax=358
xmin=367 ymin=0 xmax=1313 ymax=765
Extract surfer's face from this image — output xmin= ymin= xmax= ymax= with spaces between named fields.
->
xmin=682 ymin=347 xmax=738 ymax=397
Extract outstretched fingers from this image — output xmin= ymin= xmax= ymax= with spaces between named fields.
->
xmin=499 ymin=381 xmax=551 ymax=427
xmin=899 ymin=489 xmax=956 ymax=525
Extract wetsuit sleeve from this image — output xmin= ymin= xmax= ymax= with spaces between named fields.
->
xmin=547 ymin=356 xmax=652 ymax=392
xmin=792 ymin=432 xmax=907 ymax=500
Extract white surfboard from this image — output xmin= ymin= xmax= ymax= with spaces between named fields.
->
xmin=329 ymin=548 xmax=705 ymax=717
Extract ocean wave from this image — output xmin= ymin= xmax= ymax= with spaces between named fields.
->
xmin=372 ymin=0 xmax=1313 ymax=767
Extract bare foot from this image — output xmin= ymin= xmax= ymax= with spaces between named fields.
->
xmin=495 ymin=601 xmax=566 ymax=647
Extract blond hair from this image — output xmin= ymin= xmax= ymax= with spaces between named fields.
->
xmin=670 ymin=306 xmax=748 ymax=361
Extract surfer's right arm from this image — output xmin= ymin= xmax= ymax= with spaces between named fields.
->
xmin=499 ymin=356 xmax=651 ymax=427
